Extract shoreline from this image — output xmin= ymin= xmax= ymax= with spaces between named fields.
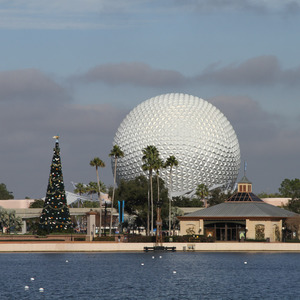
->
xmin=1 ymin=242 xmax=300 ymax=252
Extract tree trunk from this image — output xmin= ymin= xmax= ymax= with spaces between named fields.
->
xmin=147 ymin=178 xmax=150 ymax=236
xmin=150 ymin=170 xmax=153 ymax=235
xmin=169 ymin=168 xmax=172 ymax=236
xmin=157 ymin=172 xmax=160 ymax=235
xmin=110 ymin=158 xmax=117 ymax=236
xmin=96 ymin=167 xmax=102 ymax=237
xmin=157 ymin=172 xmax=160 ymax=203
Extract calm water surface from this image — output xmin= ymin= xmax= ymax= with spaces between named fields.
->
xmin=0 ymin=252 xmax=299 ymax=300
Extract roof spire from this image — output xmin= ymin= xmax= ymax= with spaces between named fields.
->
xmin=244 ymin=160 xmax=247 ymax=177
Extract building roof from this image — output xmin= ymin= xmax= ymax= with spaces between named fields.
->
xmin=239 ymin=176 xmax=252 ymax=184
xmin=227 ymin=192 xmax=262 ymax=202
xmin=180 ymin=174 xmax=297 ymax=220
xmin=183 ymin=202 xmax=297 ymax=218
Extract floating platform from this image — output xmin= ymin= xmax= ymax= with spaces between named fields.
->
xmin=144 ymin=246 xmax=176 ymax=252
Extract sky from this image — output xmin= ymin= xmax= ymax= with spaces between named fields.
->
xmin=1 ymin=0 xmax=300 ymax=198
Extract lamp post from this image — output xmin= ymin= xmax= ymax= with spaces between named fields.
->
xmin=156 ymin=199 xmax=163 ymax=246
xmin=104 ymin=202 xmax=107 ymax=236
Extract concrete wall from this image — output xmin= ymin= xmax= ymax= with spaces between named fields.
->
xmin=246 ymin=219 xmax=282 ymax=242
xmin=180 ymin=220 xmax=202 ymax=236
xmin=0 ymin=242 xmax=300 ymax=252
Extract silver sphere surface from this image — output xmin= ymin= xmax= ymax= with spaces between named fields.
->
xmin=112 ymin=93 xmax=240 ymax=196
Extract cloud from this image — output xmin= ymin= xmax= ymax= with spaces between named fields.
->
xmin=0 ymin=69 xmax=70 ymax=103
xmin=199 ymin=56 xmax=300 ymax=86
xmin=198 ymin=56 xmax=281 ymax=86
xmin=0 ymin=0 xmax=152 ymax=29
xmin=209 ymin=95 xmax=282 ymax=143
xmin=173 ymin=0 xmax=300 ymax=15
xmin=209 ymin=95 xmax=300 ymax=192
xmin=75 ymin=62 xmax=186 ymax=87
xmin=74 ymin=56 xmax=300 ymax=88
xmin=1 ymin=67 xmax=299 ymax=198
xmin=197 ymin=56 xmax=300 ymax=87
xmin=1 ymin=0 xmax=299 ymax=29
xmin=0 ymin=68 xmax=127 ymax=198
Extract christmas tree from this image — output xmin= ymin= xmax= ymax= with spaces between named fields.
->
xmin=39 ymin=136 xmax=72 ymax=233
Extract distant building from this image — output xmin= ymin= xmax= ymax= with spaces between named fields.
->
xmin=261 ymin=198 xmax=290 ymax=207
xmin=178 ymin=176 xmax=297 ymax=242
xmin=0 ymin=192 xmax=111 ymax=209
xmin=0 ymin=199 xmax=35 ymax=209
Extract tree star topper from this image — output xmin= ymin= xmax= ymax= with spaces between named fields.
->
xmin=53 ymin=135 xmax=60 ymax=142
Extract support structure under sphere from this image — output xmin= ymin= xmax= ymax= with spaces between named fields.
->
xmin=112 ymin=93 xmax=240 ymax=196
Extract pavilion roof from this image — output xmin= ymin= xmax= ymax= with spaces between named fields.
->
xmin=184 ymin=202 xmax=297 ymax=218
xmin=226 ymin=192 xmax=262 ymax=202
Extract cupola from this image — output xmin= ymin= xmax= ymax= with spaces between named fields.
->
xmin=238 ymin=176 xmax=252 ymax=193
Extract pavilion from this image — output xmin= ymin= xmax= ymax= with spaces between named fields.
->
xmin=178 ymin=176 xmax=297 ymax=242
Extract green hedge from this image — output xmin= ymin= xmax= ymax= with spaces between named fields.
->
xmin=126 ymin=235 xmax=156 ymax=243
xmin=120 ymin=235 xmax=215 ymax=243
xmin=245 ymin=239 xmax=267 ymax=242
xmin=169 ymin=235 xmax=215 ymax=243
xmin=93 ymin=236 xmax=115 ymax=242
xmin=285 ymin=239 xmax=300 ymax=243
xmin=73 ymin=237 xmax=86 ymax=241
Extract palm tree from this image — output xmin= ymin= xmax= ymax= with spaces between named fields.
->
xmin=154 ymin=157 xmax=164 ymax=244
xmin=109 ymin=144 xmax=124 ymax=236
xmin=74 ymin=183 xmax=86 ymax=208
xmin=153 ymin=157 xmax=164 ymax=207
xmin=196 ymin=183 xmax=209 ymax=208
xmin=142 ymin=145 xmax=159 ymax=236
xmin=165 ymin=155 xmax=178 ymax=236
xmin=90 ymin=157 xmax=105 ymax=237
xmin=86 ymin=182 xmax=98 ymax=201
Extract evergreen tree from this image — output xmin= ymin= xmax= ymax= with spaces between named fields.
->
xmin=39 ymin=137 xmax=72 ymax=233
xmin=0 ymin=183 xmax=14 ymax=199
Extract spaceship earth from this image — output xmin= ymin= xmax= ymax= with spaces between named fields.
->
xmin=112 ymin=93 xmax=240 ymax=196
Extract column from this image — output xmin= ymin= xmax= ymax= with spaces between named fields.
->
xmin=86 ymin=210 xmax=97 ymax=241
xmin=21 ymin=220 xmax=27 ymax=234
xmin=199 ymin=219 xmax=204 ymax=235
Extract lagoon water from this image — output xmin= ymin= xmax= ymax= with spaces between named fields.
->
xmin=0 ymin=252 xmax=299 ymax=299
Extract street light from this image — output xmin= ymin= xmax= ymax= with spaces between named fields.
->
xmin=282 ymin=227 xmax=285 ymax=242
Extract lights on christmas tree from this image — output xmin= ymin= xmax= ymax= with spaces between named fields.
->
xmin=39 ymin=137 xmax=72 ymax=233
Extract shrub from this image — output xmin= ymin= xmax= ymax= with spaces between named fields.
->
xmin=169 ymin=235 xmax=215 ymax=243
xmin=93 ymin=236 xmax=115 ymax=242
xmin=124 ymin=235 xmax=156 ymax=243
xmin=245 ymin=239 xmax=267 ymax=242
xmin=285 ymin=239 xmax=300 ymax=243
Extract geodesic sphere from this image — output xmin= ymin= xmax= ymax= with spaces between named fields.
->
xmin=112 ymin=93 xmax=240 ymax=196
